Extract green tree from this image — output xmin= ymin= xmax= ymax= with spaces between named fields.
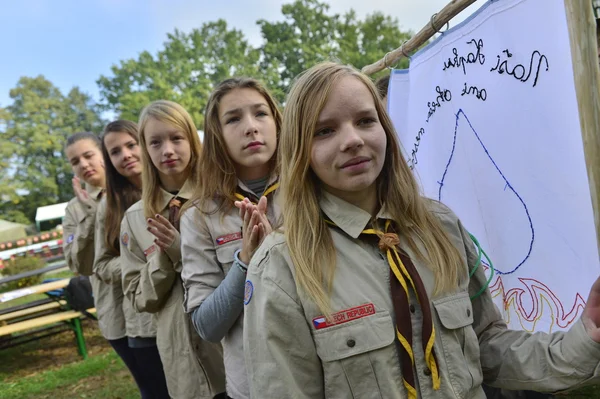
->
xmin=97 ymin=20 xmax=270 ymax=127
xmin=0 ymin=76 xmax=103 ymax=224
xmin=258 ymin=0 xmax=412 ymax=98
xmin=97 ymin=1 xmax=412 ymax=114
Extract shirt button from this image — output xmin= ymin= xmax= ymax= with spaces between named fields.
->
xmin=347 ymin=339 xmax=356 ymax=348
xmin=424 ymin=368 xmax=432 ymax=376
xmin=409 ymin=305 xmax=416 ymax=313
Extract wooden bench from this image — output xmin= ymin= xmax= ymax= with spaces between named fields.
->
xmin=0 ymin=278 xmax=95 ymax=358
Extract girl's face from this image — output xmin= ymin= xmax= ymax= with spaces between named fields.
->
xmin=310 ymin=76 xmax=387 ymax=203
xmin=219 ymin=88 xmax=277 ymax=180
xmin=104 ymin=131 xmax=142 ymax=179
xmin=66 ymin=139 xmax=105 ymax=187
xmin=144 ymin=118 xmax=191 ymax=180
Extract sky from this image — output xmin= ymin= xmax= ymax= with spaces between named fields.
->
xmin=0 ymin=0 xmax=484 ymax=108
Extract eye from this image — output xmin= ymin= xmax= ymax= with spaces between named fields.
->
xmin=226 ymin=117 xmax=240 ymax=125
xmin=110 ymin=149 xmax=120 ymax=156
xmin=128 ymin=143 xmax=137 ymax=149
xmin=314 ymin=127 xmax=334 ymax=137
xmin=172 ymin=135 xmax=184 ymax=142
xmin=150 ymin=140 xmax=160 ymax=147
xmin=358 ymin=117 xmax=377 ymax=126
xmin=256 ymin=111 xmax=268 ymax=117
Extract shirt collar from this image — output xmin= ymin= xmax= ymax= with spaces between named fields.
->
xmin=157 ymin=179 xmax=194 ymax=211
xmin=319 ymin=190 xmax=394 ymax=238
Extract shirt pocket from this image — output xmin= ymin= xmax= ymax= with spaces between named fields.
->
xmin=313 ymin=311 xmax=396 ymax=399
xmin=215 ymin=244 xmax=238 ymax=275
xmin=433 ymin=292 xmax=482 ymax=398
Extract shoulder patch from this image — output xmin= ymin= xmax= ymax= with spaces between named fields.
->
xmin=121 ymin=232 xmax=129 ymax=247
xmin=244 ymin=280 xmax=254 ymax=305
xmin=67 ymin=234 xmax=74 ymax=244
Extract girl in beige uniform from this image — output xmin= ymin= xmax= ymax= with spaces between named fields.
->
xmin=94 ymin=120 xmax=169 ymax=398
xmin=180 ymin=78 xmax=281 ymax=399
xmin=243 ymin=62 xmax=600 ymax=398
xmin=119 ymin=100 xmax=225 ymax=399
xmin=63 ymin=132 xmax=135 ymax=368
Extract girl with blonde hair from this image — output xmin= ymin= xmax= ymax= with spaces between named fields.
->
xmin=120 ymin=100 xmax=225 ymax=399
xmin=243 ymin=62 xmax=600 ymax=398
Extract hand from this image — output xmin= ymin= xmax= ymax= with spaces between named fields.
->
xmin=147 ymin=214 xmax=178 ymax=252
xmin=234 ymin=196 xmax=272 ymax=264
xmin=72 ymin=177 xmax=94 ymax=208
xmin=582 ymin=276 xmax=600 ymax=343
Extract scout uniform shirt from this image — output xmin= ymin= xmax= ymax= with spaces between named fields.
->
xmin=94 ymin=198 xmax=155 ymax=340
xmin=63 ymin=186 xmax=126 ymax=341
xmin=180 ymin=177 xmax=280 ymax=399
xmin=244 ymin=191 xmax=600 ymax=398
xmin=120 ymin=180 xmax=226 ymax=399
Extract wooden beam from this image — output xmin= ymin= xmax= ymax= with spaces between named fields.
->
xmin=362 ymin=0 xmax=477 ymax=75
xmin=564 ymin=0 xmax=600 ymax=253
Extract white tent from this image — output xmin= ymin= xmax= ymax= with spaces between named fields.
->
xmin=35 ymin=202 xmax=68 ymax=229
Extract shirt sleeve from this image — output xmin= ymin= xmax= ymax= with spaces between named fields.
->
xmin=120 ymin=213 xmax=177 ymax=313
xmin=243 ymin=238 xmax=324 ymax=398
xmin=62 ymin=199 xmax=97 ymax=276
xmin=93 ymin=200 xmax=122 ymax=285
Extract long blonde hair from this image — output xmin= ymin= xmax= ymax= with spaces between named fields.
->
xmin=138 ymin=100 xmax=202 ymax=218
xmin=281 ymin=62 xmax=465 ymax=314
xmin=184 ymin=77 xmax=282 ymax=215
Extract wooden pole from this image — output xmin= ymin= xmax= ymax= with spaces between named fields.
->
xmin=362 ymin=0 xmax=477 ymax=75
xmin=564 ymin=0 xmax=600 ymax=253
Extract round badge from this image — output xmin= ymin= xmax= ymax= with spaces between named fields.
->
xmin=121 ymin=232 xmax=129 ymax=247
xmin=244 ymin=280 xmax=254 ymax=305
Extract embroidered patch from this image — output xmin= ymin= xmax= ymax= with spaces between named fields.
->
xmin=312 ymin=303 xmax=376 ymax=330
xmin=121 ymin=232 xmax=129 ymax=247
xmin=216 ymin=232 xmax=242 ymax=246
xmin=66 ymin=234 xmax=74 ymax=244
xmin=144 ymin=244 xmax=157 ymax=257
xmin=244 ymin=280 xmax=254 ymax=305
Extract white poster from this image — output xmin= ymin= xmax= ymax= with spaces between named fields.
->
xmin=388 ymin=0 xmax=599 ymax=333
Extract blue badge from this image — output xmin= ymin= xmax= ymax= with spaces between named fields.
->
xmin=121 ymin=232 xmax=129 ymax=247
xmin=67 ymin=234 xmax=74 ymax=244
xmin=244 ymin=280 xmax=254 ymax=305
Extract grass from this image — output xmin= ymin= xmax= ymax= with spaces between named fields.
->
xmin=0 ymin=351 xmax=138 ymax=399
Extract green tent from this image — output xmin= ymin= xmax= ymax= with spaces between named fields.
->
xmin=0 ymin=219 xmax=28 ymax=243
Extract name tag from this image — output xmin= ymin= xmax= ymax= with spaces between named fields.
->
xmin=144 ymin=244 xmax=157 ymax=257
xmin=216 ymin=232 xmax=242 ymax=246
xmin=312 ymin=303 xmax=376 ymax=330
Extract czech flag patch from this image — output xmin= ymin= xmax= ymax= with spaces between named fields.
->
xmin=312 ymin=303 xmax=375 ymax=330
xmin=216 ymin=232 xmax=242 ymax=246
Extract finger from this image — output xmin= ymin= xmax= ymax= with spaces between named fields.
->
xmin=249 ymin=225 xmax=260 ymax=251
xmin=258 ymin=196 xmax=268 ymax=214
xmin=154 ymin=214 xmax=176 ymax=230
xmin=234 ymin=201 xmax=244 ymax=210
xmin=148 ymin=226 xmax=173 ymax=244
xmin=154 ymin=239 xmax=170 ymax=251
xmin=148 ymin=219 xmax=175 ymax=237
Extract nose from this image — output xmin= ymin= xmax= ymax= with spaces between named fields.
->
xmin=243 ymin=115 xmax=259 ymax=137
xmin=162 ymin=141 xmax=175 ymax=157
xmin=122 ymin=148 xmax=132 ymax=161
xmin=339 ymin=124 xmax=364 ymax=152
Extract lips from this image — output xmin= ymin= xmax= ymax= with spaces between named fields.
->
xmin=244 ymin=141 xmax=264 ymax=149
xmin=163 ymin=159 xmax=178 ymax=166
xmin=341 ymin=156 xmax=371 ymax=169
xmin=124 ymin=161 xmax=138 ymax=169
xmin=83 ymin=170 xmax=95 ymax=178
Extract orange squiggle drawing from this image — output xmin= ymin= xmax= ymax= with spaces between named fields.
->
xmin=485 ymin=267 xmax=585 ymax=333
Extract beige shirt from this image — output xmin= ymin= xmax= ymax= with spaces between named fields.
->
xmin=94 ymin=198 xmax=155 ymax=339
xmin=244 ymin=191 xmax=600 ymax=398
xmin=181 ymin=178 xmax=280 ymax=399
xmin=63 ymin=186 xmax=126 ymax=340
xmin=120 ymin=180 xmax=225 ymax=399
